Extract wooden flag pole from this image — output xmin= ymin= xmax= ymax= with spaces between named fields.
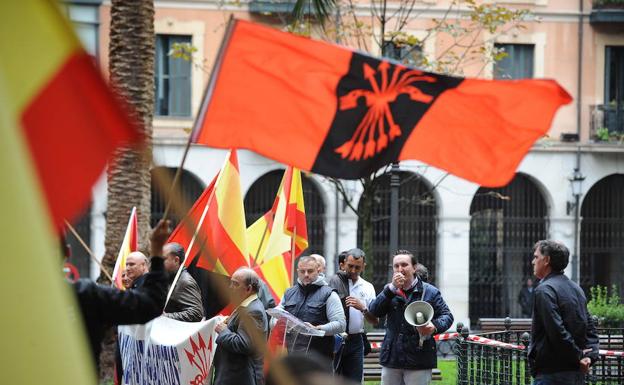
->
xmin=290 ymin=224 xmax=296 ymax=285
xmin=252 ymin=210 xmax=275 ymax=268
xmin=64 ymin=220 xmax=113 ymax=282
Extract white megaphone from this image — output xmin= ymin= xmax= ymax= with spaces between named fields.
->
xmin=404 ymin=301 xmax=434 ymax=347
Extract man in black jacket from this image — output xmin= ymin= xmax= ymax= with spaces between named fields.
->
xmin=72 ymin=219 xmax=170 ymax=368
xmin=528 ymin=240 xmax=599 ymax=385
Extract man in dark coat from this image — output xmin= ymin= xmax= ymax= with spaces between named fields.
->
xmin=518 ymin=278 xmax=535 ymax=318
xmin=528 ymin=240 xmax=599 ymax=385
xmin=162 ymin=242 xmax=203 ymax=321
xmin=369 ymin=250 xmax=454 ymax=385
xmin=213 ymin=268 xmax=268 ymax=385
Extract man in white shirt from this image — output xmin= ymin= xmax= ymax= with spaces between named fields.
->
xmin=330 ymin=248 xmax=377 ymax=383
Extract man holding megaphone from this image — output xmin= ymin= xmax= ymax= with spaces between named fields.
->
xmin=369 ymin=250 xmax=454 ymax=385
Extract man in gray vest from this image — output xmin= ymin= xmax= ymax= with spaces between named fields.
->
xmin=275 ymin=255 xmax=345 ymax=361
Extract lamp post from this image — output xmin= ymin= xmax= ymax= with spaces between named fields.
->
xmin=389 ymin=163 xmax=400 ymax=279
xmin=567 ymin=168 xmax=585 ymax=283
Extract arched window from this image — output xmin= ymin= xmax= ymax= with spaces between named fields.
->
xmin=580 ymin=174 xmax=624 ymax=298
xmin=469 ymin=173 xmax=547 ymax=323
xmin=150 ymin=167 xmax=205 ymax=228
xmin=244 ymin=170 xmax=325 ymax=256
xmin=357 ymin=171 xmax=437 ymax=292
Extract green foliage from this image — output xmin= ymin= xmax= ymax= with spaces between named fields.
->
xmin=169 ymin=42 xmax=197 ymax=61
xmin=595 ymin=127 xmax=624 ymax=142
xmin=587 ymin=285 xmax=624 ymax=327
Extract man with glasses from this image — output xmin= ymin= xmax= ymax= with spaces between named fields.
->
xmin=213 ymin=268 xmax=268 ymax=385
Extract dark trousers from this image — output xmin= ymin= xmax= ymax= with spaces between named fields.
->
xmin=335 ymin=333 xmax=364 ymax=383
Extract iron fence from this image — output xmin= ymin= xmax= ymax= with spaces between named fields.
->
xmin=455 ymin=320 xmax=624 ymax=385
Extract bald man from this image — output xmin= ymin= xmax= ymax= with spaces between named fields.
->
xmin=310 ymin=253 xmax=327 ymax=283
xmin=125 ymin=251 xmax=149 ymax=289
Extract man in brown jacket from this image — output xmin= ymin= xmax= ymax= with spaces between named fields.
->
xmin=162 ymin=242 xmax=204 ymax=322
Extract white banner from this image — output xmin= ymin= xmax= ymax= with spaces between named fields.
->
xmin=118 ymin=316 xmax=224 ymax=385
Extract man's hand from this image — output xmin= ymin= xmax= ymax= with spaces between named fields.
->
xmin=304 ymin=322 xmax=315 ymax=328
xmin=392 ymin=273 xmax=405 ymax=290
xmin=346 ymin=296 xmax=365 ymax=311
xmin=150 ymin=219 xmax=171 ymax=257
xmin=579 ymin=357 xmax=591 ymax=374
xmin=215 ymin=322 xmax=228 ymax=334
xmin=416 ymin=322 xmax=436 ymax=337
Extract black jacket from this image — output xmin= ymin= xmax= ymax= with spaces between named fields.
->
xmin=73 ymin=256 xmax=168 ymax=365
xmin=368 ymin=279 xmax=453 ymax=370
xmin=518 ymin=286 xmax=535 ymax=317
xmin=164 ymin=269 xmax=204 ymax=322
xmin=328 ymin=271 xmax=350 ymax=326
xmin=528 ymin=272 xmax=599 ymax=376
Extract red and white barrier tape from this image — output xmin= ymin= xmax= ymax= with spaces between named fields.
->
xmin=369 ymin=333 xmax=624 ymax=357
xmin=465 ymin=335 xmax=526 ymax=350
xmin=599 ymin=349 xmax=624 ymax=357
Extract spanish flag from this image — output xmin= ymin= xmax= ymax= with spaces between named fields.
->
xmin=247 ymin=167 xmax=308 ymax=301
xmin=193 ymin=19 xmax=571 ymax=187
xmin=169 ymin=150 xmax=249 ymax=276
xmin=111 ymin=207 xmax=139 ymax=290
xmin=0 ymin=2 xmax=140 ymax=384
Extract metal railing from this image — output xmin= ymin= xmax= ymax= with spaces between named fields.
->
xmin=454 ymin=319 xmax=624 ymax=385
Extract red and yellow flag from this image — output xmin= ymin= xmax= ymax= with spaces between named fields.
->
xmin=169 ymin=150 xmax=249 ymax=276
xmin=2 ymin=3 xmax=139 ymax=231
xmin=247 ymin=167 xmax=308 ymax=301
xmin=192 ymin=19 xmax=571 ymax=187
xmin=0 ymin=2 xmax=140 ymax=383
xmin=111 ymin=207 xmax=139 ymax=290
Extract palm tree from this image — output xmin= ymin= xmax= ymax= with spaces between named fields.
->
xmin=99 ymin=0 xmax=155 ymax=380
xmin=292 ymin=0 xmax=336 ymax=21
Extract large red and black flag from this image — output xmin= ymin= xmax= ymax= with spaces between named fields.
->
xmin=193 ymin=19 xmax=571 ymax=187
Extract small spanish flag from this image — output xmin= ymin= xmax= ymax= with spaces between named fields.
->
xmin=111 ymin=207 xmax=139 ymax=290
xmin=169 ymin=150 xmax=249 ymax=276
xmin=193 ymin=19 xmax=571 ymax=187
xmin=248 ymin=167 xmax=308 ymax=301
xmin=1 ymin=2 xmax=140 ymax=384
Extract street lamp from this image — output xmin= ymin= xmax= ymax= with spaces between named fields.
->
xmin=566 ymin=168 xmax=585 ymax=215
xmin=567 ymin=167 xmax=585 ymax=283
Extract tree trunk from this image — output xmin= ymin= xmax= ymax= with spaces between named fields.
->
xmin=99 ymin=0 xmax=155 ymax=380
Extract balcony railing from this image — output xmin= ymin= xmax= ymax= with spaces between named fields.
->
xmin=590 ymin=104 xmax=624 ymax=141
xmin=591 ymin=1 xmax=624 ymax=24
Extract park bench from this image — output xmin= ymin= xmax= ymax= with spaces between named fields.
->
xmin=477 ymin=318 xmax=532 ymax=333
xmin=363 ymin=332 xmax=442 ymax=382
